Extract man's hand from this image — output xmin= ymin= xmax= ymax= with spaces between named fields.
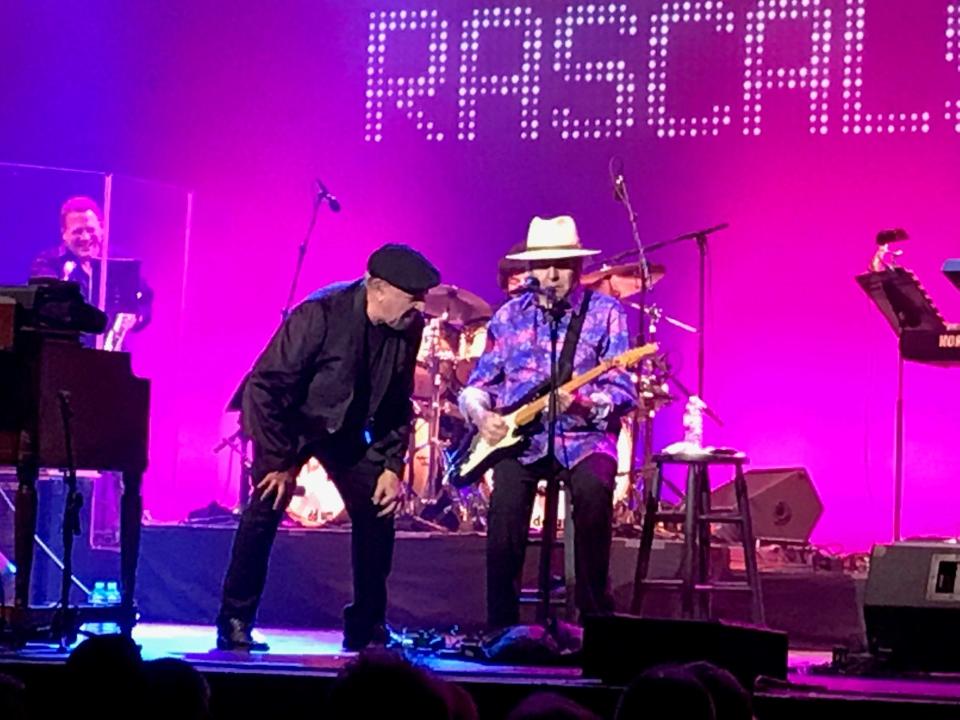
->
xmin=556 ymin=390 xmax=611 ymax=421
xmin=478 ymin=410 xmax=509 ymax=444
xmin=557 ymin=390 xmax=576 ymax=413
xmin=372 ymin=469 xmax=403 ymax=518
xmin=256 ymin=470 xmax=296 ymax=511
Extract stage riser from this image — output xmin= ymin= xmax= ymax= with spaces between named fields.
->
xmin=131 ymin=525 xmax=864 ymax=647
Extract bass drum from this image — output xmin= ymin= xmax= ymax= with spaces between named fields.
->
xmin=286 ymin=457 xmax=348 ymax=528
xmin=479 ymin=475 xmax=567 ymax=532
xmin=529 ymin=481 xmax=567 ymax=532
xmin=614 ymin=416 xmax=635 ymax=506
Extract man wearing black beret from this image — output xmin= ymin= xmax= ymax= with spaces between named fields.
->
xmin=217 ymin=243 xmax=440 ymax=652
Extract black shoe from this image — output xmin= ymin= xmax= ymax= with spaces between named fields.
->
xmin=342 ymin=623 xmax=392 ymax=652
xmin=216 ymin=618 xmax=270 ymax=652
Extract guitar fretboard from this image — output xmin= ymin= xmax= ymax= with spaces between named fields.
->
xmin=513 ymin=343 xmax=657 ymax=426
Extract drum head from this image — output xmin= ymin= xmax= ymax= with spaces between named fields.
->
xmin=414 ymin=320 xmax=459 ymax=400
xmin=286 ymin=457 xmax=348 ymax=527
xmin=455 ymin=320 xmax=488 ymax=386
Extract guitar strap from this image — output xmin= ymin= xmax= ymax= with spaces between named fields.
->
xmin=557 ymin=289 xmax=593 ymax=385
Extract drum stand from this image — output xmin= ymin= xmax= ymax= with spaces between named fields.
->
xmin=412 ymin=315 xmax=493 ymax=531
xmin=396 ymin=423 xmax=448 ymax=533
xmin=398 ymin=316 xmax=461 ymax=531
xmin=620 ymin=313 xmax=684 ymax=524
xmin=213 ymin=424 xmax=252 ymax=513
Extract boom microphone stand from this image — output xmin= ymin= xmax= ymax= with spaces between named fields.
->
xmin=218 ymin=180 xmax=341 ymax=510
xmin=282 ymin=179 xmax=341 ymax=320
xmin=644 ymin=223 xmax=729 ymax=398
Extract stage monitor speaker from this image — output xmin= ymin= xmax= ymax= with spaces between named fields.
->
xmin=582 ymin=614 xmax=787 ymax=690
xmin=864 ymin=542 xmax=960 ymax=671
xmin=711 ymin=467 xmax=822 ymax=543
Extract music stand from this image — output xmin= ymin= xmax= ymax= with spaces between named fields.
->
xmin=90 ymin=258 xmax=142 ymax=314
xmin=944 ymin=259 xmax=960 ymax=291
xmin=857 ymin=267 xmax=946 ymax=541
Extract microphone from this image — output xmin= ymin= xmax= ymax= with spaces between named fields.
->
xmin=511 ymin=276 xmax=561 ymax=309
xmin=609 ymin=156 xmax=626 ymax=202
xmin=315 ymin=178 xmax=341 ymax=212
xmin=510 ymin=275 xmax=542 ymax=296
xmin=613 ymin=175 xmax=626 ymax=202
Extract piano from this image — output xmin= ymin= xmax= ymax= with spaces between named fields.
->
xmin=0 ymin=279 xmax=149 ymax=639
xmin=857 ymin=264 xmax=960 ymax=365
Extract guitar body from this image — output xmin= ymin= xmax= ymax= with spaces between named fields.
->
xmin=444 ymin=342 xmax=658 ymax=488
xmin=447 ymin=412 xmax=524 ymax=488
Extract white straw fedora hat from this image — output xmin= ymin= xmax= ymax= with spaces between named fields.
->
xmin=505 ymin=216 xmax=601 ymax=261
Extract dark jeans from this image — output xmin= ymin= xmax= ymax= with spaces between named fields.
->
xmin=218 ymin=443 xmax=393 ymax=643
xmin=486 ymin=452 xmax=617 ymax=628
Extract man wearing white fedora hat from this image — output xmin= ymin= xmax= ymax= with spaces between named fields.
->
xmin=459 ymin=215 xmax=637 ymax=628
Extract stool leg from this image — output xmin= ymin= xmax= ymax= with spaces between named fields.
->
xmin=631 ymin=462 xmax=663 ymax=614
xmin=696 ymin=464 xmax=712 ymax=620
xmin=735 ymin=461 xmax=765 ymax=625
xmin=681 ymin=464 xmax=697 ymax=619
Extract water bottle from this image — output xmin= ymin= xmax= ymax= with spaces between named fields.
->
xmin=86 ymin=580 xmax=120 ymax=634
xmin=89 ymin=581 xmax=107 ymax=606
xmin=103 ymin=581 xmax=121 ymax=634
xmin=682 ymin=396 xmax=706 ymax=449
xmin=86 ymin=581 xmax=108 ymax=635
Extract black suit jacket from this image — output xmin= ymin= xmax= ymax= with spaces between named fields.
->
xmin=242 ymin=279 xmax=422 ymax=479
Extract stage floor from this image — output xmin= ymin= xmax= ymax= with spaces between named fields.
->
xmin=5 ymin=623 xmax=960 ymax=719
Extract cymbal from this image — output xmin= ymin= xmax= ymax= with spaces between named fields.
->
xmin=582 ymin=263 xmax=665 ymax=300
xmin=423 ymin=284 xmax=492 ymax=325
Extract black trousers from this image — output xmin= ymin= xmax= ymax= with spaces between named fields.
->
xmin=486 ymin=452 xmax=617 ymax=628
xmin=218 ymin=444 xmax=393 ymax=643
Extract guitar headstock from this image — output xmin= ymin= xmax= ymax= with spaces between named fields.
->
xmin=609 ymin=343 xmax=659 ymax=369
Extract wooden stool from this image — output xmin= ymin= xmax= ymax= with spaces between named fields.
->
xmin=630 ymin=451 xmax=765 ymax=624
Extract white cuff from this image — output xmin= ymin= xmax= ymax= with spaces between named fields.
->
xmin=459 ymin=387 xmax=492 ymax=426
xmin=587 ymin=391 xmax=614 ymax=423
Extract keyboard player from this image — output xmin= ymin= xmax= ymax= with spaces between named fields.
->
xmin=30 ymin=195 xmax=153 ymax=349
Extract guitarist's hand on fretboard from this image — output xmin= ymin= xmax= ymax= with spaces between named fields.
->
xmin=557 ymin=390 xmax=575 ymax=414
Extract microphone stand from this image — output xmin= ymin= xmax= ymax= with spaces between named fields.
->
xmin=611 ymin=166 xmax=657 ymax=514
xmin=55 ymin=391 xmax=83 ymax=650
xmin=281 ymin=181 xmax=340 ymax=320
xmin=221 ymin=183 xmax=335 ymax=510
xmin=537 ymin=291 xmax=563 ymax=625
xmin=600 ymin=223 xmax=729 ymax=399
xmin=646 ymin=224 xmax=728 ymax=398
xmin=282 ymin=192 xmax=323 ymax=321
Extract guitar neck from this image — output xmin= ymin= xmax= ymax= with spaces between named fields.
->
xmin=514 ymin=361 xmax=613 ymax=426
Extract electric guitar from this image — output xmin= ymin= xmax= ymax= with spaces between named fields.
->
xmin=446 ymin=343 xmax=658 ymax=488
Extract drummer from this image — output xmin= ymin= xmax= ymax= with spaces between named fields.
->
xmin=496 ymin=242 xmax=529 ymax=303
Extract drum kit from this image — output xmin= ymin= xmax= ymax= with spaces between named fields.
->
xmin=286 ymin=260 xmax=683 ymax=531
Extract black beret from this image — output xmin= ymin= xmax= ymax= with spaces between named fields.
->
xmin=367 ymin=244 xmax=440 ymax=295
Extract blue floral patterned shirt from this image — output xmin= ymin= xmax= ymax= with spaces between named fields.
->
xmin=460 ymin=287 xmax=637 ymax=468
